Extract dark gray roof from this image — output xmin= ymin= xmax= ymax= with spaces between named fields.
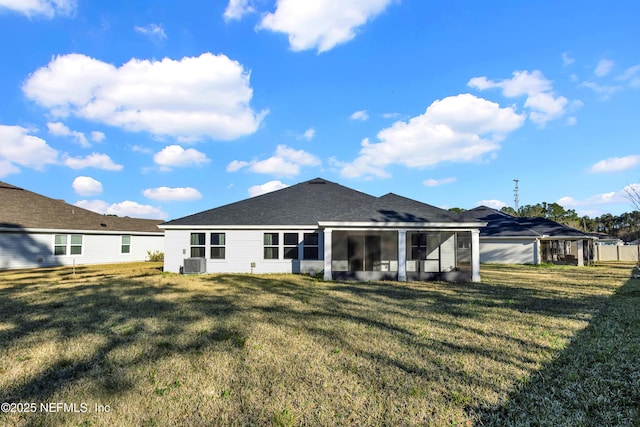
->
xmin=163 ymin=178 xmax=483 ymax=227
xmin=163 ymin=178 xmax=376 ymax=226
xmin=0 ymin=181 xmax=163 ymax=233
xmin=462 ymin=206 xmax=589 ymax=238
xmin=329 ymin=193 xmax=472 ymax=223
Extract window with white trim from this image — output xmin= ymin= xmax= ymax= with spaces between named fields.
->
xmin=303 ymin=233 xmax=319 ymax=259
xmin=264 ymin=233 xmax=279 ymax=259
xmin=121 ymin=235 xmax=131 ymax=254
xmin=284 ymin=232 xmax=299 ymax=259
xmin=190 ymin=233 xmax=205 ymax=257
xmin=54 ymin=234 xmax=83 ymax=256
xmin=210 ymin=233 xmax=225 ymax=259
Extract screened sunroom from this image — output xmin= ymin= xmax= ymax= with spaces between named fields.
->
xmin=327 ymin=229 xmax=476 ymax=282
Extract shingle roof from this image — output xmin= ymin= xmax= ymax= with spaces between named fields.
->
xmin=162 ymin=177 xmax=483 ymax=227
xmin=329 ymin=193 xmax=473 ymax=223
xmin=0 ymin=181 xmax=163 ymax=233
xmin=462 ymin=205 xmax=589 ymax=238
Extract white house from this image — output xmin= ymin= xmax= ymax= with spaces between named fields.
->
xmin=0 ymin=181 xmax=164 ymax=270
xmin=160 ymin=178 xmax=487 ymax=282
xmin=461 ymin=206 xmax=596 ymax=266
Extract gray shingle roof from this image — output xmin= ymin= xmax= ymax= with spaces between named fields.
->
xmin=462 ymin=205 xmax=589 ymax=238
xmin=0 ymin=181 xmax=163 ymax=233
xmin=163 ymin=178 xmax=482 ymax=226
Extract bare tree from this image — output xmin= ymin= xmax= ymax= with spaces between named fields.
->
xmin=626 ymin=181 xmax=640 ymax=212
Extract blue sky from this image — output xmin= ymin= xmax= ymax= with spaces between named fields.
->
xmin=1 ymin=0 xmax=639 ymax=220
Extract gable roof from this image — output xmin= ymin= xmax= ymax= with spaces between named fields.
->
xmin=162 ymin=177 xmax=484 ymax=227
xmin=0 ymin=181 xmax=163 ymax=233
xmin=163 ymin=178 xmax=377 ymax=226
xmin=462 ymin=205 xmax=589 ymax=238
xmin=327 ymin=193 xmax=476 ymax=224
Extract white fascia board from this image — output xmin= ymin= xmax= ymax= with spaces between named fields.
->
xmin=0 ymin=227 xmax=163 ymax=236
xmin=538 ymin=236 xmax=594 ymax=240
xmin=158 ymin=224 xmax=320 ymax=230
xmin=318 ymin=221 xmax=486 ymax=229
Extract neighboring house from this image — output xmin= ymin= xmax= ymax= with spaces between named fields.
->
xmin=0 ymin=181 xmax=164 ymax=270
xmin=160 ymin=178 xmax=487 ymax=282
xmin=587 ymin=232 xmax=624 ymax=246
xmin=461 ymin=206 xmax=596 ymax=266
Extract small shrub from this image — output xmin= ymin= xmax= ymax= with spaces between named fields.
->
xmin=147 ymin=250 xmax=164 ymax=262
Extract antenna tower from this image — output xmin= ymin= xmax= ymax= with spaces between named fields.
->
xmin=513 ymin=179 xmax=520 ymax=211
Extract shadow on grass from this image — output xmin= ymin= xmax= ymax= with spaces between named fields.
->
xmin=0 ymin=268 xmax=243 ymax=404
xmin=0 ymin=264 xmax=636 ymax=425
xmin=475 ymin=267 xmax=640 ymax=426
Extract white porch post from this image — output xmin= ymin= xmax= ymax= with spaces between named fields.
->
xmin=398 ymin=229 xmax=407 ymax=281
xmin=323 ymin=229 xmax=332 ymax=281
xmin=471 ymin=229 xmax=481 ymax=282
xmin=534 ymin=239 xmax=540 ymax=265
xmin=577 ymin=239 xmax=584 ymax=267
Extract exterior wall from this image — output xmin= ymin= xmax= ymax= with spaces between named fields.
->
xmin=163 ymin=228 xmax=324 ymax=274
xmin=479 ymin=238 xmax=537 ymax=264
xmin=0 ymin=230 xmax=163 ymax=270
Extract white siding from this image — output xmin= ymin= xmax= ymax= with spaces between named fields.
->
xmin=0 ymin=231 xmax=163 ymax=270
xmin=163 ymin=228 xmax=324 ymax=274
xmin=479 ymin=238 xmax=536 ymax=264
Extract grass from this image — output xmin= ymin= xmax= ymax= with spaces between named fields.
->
xmin=0 ymin=262 xmax=638 ymax=426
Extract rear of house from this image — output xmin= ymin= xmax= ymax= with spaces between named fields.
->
xmin=462 ymin=206 xmax=595 ymax=266
xmin=160 ymin=178 xmax=486 ymax=282
xmin=0 ymin=181 xmax=164 ymax=270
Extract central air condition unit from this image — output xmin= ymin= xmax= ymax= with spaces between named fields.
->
xmin=183 ymin=257 xmax=206 ymax=274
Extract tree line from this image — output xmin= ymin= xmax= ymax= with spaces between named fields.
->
xmin=502 ymin=202 xmax=639 ymax=242
xmin=451 ymin=201 xmax=640 ymax=243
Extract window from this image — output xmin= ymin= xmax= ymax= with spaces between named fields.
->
xmin=303 ymin=233 xmax=319 ymax=259
xmin=264 ymin=233 xmax=279 ymax=259
xmin=284 ymin=233 xmax=299 ymax=259
xmin=210 ymin=233 xmax=226 ymax=259
xmin=54 ymin=234 xmax=83 ymax=256
xmin=190 ymin=233 xmax=205 ymax=257
xmin=54 ymin=234 xmax=67 ymax=255
xmin=121 ymin=235 xmax=131 ymax=254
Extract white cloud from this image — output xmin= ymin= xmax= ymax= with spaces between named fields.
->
xmin=562 ymin=52 xmax=575 ymax=66
xmin=134 ymin=23 xmax=167 ymax=42
xmin=595 ymin=59 xmax=614 ymax=77
xmin=302 ymin=127 xmax=316 ymax=140
xmin=23 ymin=53 xmax=267 ymax=141
xmin=153 ymin=145 xmax=210 ymax=169
xmin=618 ymin=64 xmax=640 ymax=88
xmin=0 ymin=0 xmax=76 ymax=18
xmin=468 ymin=70 xmax=569 ymax=126
xmin=64 ymin=152 xmax=123 ymax=171
xmin=580 ymin=80 xmax=622 ymax=99
xmin=476 ymin=199 xmax=508 ymax=210
xmin=0 ymin=125 xmax=59 ymax=176
xmin=75 ymin=199 xmax=167 ymax=219
xmin=72 ymin=176 xmax=103 ymax=196
xmin=223 ymin=0 xmax=255 ymax=21
xmin=248 ymin=180 xmax=289 ymax=197
xmin=588 ymin=155 xmax=640 ymax=173
xmin=339 ymin=93 xmax=525 ymax=178
xmin=349 ymin=110 xmax=369 ymax=121
xmin=258 ymin=0 xmax=395 ymax=53
xmin=90 ymin=131 xmax=105 ymax=142
xmin=143 ymin=186 xmax=202 ymax=201
xmin=46 ymin=121 xmax=90 ymax=147
xmin=228 ymin=144 xmax=321 ymax=177
xmin=558 ymin=184 xmax=640 ymax=207
xmin=423 ymin=177 xmax=456 ymax=187
xmin=0 ymin=159 xmax=20 ymax=177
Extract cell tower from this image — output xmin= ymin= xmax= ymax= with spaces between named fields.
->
xmin=513 ymin=179 xmax=520 ymax=211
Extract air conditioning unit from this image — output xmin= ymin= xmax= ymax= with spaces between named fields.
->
xmin=183 ymin=257 xmax=206 ymax=274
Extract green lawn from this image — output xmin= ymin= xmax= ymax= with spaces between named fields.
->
xmin=0 ymin=262 xmax=638 ymax=426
